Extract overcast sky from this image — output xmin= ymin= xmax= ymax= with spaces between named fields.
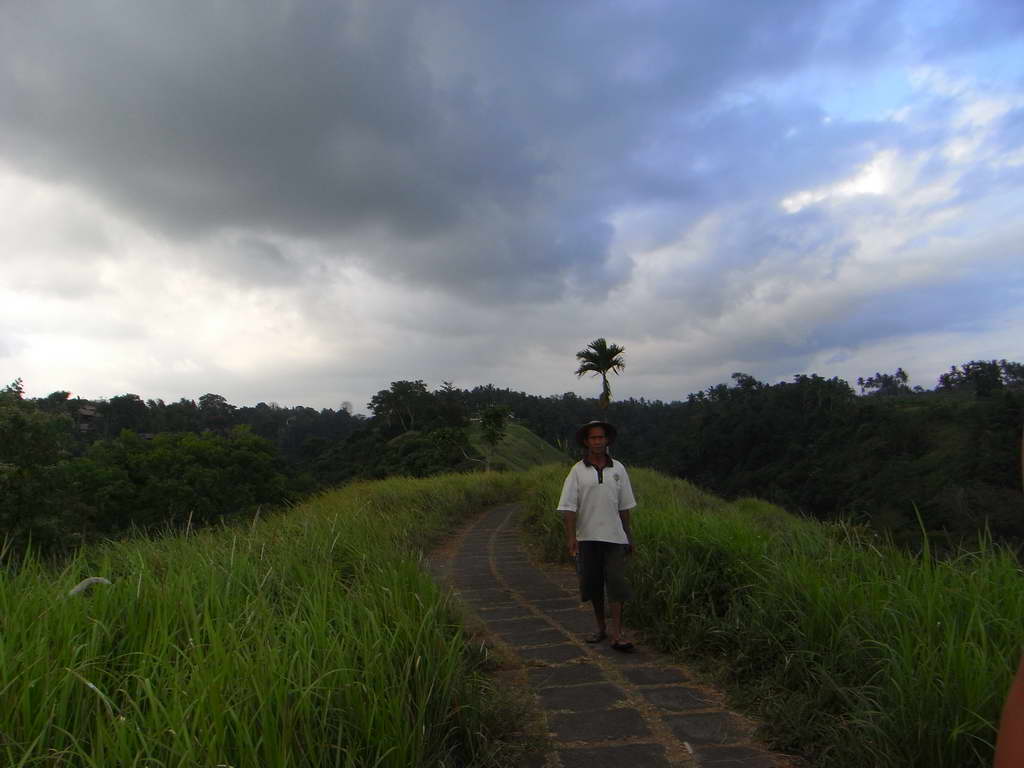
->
xmin=2 ymin=0 xmax=1022 ymax=412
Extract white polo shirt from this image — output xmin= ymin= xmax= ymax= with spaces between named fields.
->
xmin=557 ymin=457 xmax=636 ymax=544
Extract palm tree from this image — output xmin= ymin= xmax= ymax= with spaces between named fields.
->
xmin=574 ymin=338 xmax=626 ymax=410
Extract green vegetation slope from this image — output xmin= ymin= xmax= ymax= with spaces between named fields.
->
xmin=1 ymin=472 xmax=534 ymax=768
xmin=467 ymin=421 xmax=570 ymax=471
xmin=520 ymin=465 xmax=1021 ymax=768
xmin=6 ymin=462 xmax=1021 ymax=767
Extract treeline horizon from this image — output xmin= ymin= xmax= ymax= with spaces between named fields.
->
xmin=18 ymin=358 xmax=1021 ymax=416
xmin=3 ymin=358 xmax=1022 ymax=558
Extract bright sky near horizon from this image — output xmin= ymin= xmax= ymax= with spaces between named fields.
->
xmin=2 ymin=0 xmax=1022 ymax=412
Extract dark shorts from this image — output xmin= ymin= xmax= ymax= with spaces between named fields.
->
xmin=577 ymin=540 xmax=633 ymax=604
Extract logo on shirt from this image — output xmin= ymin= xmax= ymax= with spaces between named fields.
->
xmin=613 ymin=473 xmax=620 ymax=482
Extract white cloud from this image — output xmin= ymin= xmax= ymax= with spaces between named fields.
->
xmin=1 ymin=1 xmax=1022 ymax=411
xmin=781 ymin=150 xmax=898 ymax=213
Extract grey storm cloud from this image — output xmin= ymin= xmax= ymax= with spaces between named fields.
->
xmin=813 ymin=263 xmax=1024 ymax=354
xmin=0 ymin=0 xmax=925 ymax=304
xmin=642 ymin=201 xmax=855 ymax=322
xmin=208 ymin=236 xmax=304 ymax=287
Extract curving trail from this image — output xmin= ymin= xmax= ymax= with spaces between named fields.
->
xmin=434 ymin=503 xmax=800 ymax=768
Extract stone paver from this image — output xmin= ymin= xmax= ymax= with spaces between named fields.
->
xmin=528 ymin=663 xmax=606 ymax=688
xmin=548 ymin=610 xmax=598 ymax=633
xmin=693 ymin=745 xmax=780 ymax=767
xmin=490 ymin=617 xmax=553 ymax=633
xmin=477 ymin=605 xmax=534 ymax=620
xmin=559 ymin=743 xmax=671 ymax=767
xmin=665 ymin=713 xmax=753 ymax=745
xmin=498 ymin=627 xmax=564 ymax=646
xmin=623 ymin=667 xmax=691 ymax=686
xmin=548 ymin=708 xmax=651 ymax=740
xmin=518 ymin=643 xmax=587 ymax=664
xmin=538 ymin=682 xmax=627 ymax=711
xmin=639 ymin=687 xmax=717 ymax=712
xmin=436 ymin=503 xmax=799 ymax=768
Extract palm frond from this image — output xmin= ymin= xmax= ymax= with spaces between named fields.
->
xmin=573 ymin=338 xmax=626 ymax=409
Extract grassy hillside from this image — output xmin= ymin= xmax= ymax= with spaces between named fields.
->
xmin=8 ymin=459 xmax=1020 ymax=767
xmin=1 ymin=472 xmax=534 ymax=768
xmin=519 ymin=465 xmax=1022 ymax=768
xmin=467 ymin=421 xmax=570 ymax=471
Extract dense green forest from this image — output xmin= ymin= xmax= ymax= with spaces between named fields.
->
xmin=465 ymin=360 xmax=1024 ymax=547
xmin=3 ymin=358 xmax=1022 ymax=558
xmin=0 ymin=378 xmax=518 ymax=557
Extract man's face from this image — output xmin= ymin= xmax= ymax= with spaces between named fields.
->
xmin=585 ymin=427 xmax=608 ymax=451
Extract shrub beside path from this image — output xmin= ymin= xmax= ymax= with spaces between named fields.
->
xmin=432 ymin=503 xmax=803 ymax=768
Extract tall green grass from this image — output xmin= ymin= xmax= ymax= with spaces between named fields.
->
xmin=1 ymin=472 xmax=527 ymax=767
xmin=8 ymin=459 xmax=1019 ymax=767
xmin=518 ymin=465 xmax=1023 ymax=767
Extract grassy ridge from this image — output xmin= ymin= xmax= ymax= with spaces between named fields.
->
xmin=467 ymin=422 xmax=570 ymax=472
xmin=518 ymin=465 xmax=1023 ymax=767
xmin=7 ymin=457 xmax=1020 ymax=767
xmin=1 ymin=472 xmax=528 ymax=768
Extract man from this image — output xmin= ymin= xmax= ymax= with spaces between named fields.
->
xmin=557 ymin=420 xmax=637 ymax=651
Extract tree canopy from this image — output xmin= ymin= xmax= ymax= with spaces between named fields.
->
xmin=4 ymin=355 xmax=1023 ymax=559
xmin=479 ymin=405 xmax=511 ymax=470
xmin=574 ymin=338 xmax=626 ymax=410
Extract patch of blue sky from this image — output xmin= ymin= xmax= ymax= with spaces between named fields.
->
xmin=747 ymin=62 xmax=917 ymax=126
xmin=898 ymin=0 xmax=1024 ymax=86
xmin=938 ymin=40 xmax=1024 ymax=85
xmin=815 ymin=67 xmax=917 ymax=122
xmin=758 ymin=0 xmax=1023 ymax=124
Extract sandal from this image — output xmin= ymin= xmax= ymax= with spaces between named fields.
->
xmin=611 ymin=640 xmax=634 ymax=652
xmin=584 ymin=631 xmax=607 ymax=644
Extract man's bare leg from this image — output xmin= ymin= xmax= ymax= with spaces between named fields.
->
xmin=609 ymin=602 xmax=623 ymax=643
xmin=592 ymin=597 xmax=607 ymax=637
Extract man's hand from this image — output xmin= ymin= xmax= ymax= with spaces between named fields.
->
xmin=618 ymin=509 xmax=633 ymax=557
xmin=563 ymin=510 xmax=578 ymax=559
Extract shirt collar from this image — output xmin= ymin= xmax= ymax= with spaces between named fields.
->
xmin=582 ymin=455 xmax=615 ymax=468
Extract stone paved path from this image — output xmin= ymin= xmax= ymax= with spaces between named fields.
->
xmin=433 ymin=503 xmax=799 ymax=768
